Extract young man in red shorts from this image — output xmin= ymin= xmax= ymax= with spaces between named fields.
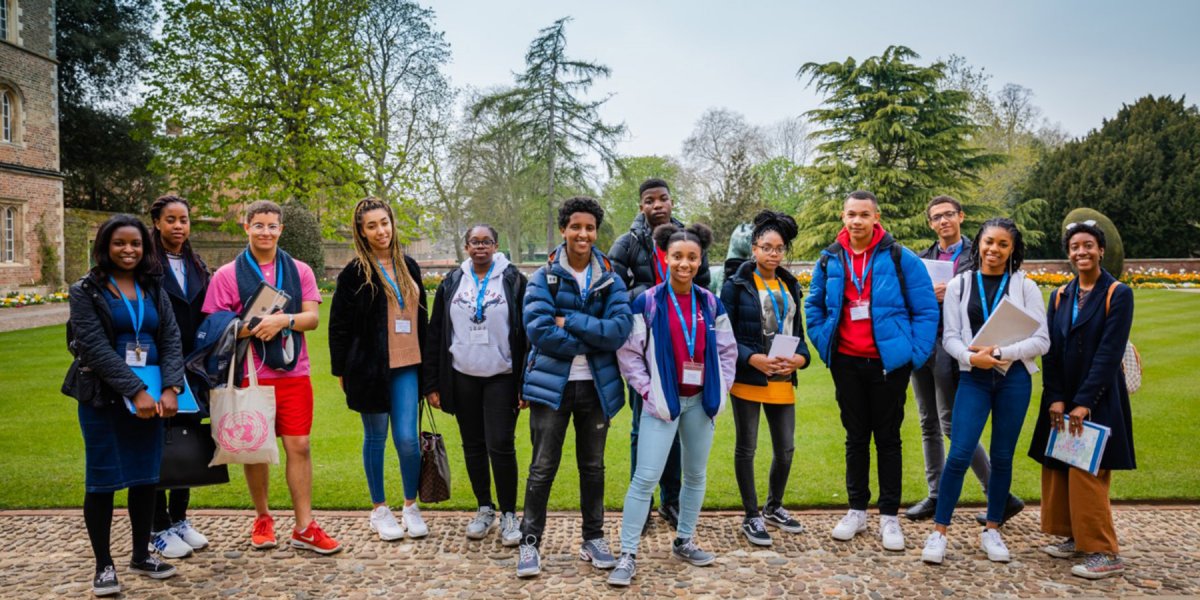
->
xmin=202 ymin=200 xmax=341 ymax=554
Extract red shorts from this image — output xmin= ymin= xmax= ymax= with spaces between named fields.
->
xmin=241 ymin=375 xmax=314 ymax=437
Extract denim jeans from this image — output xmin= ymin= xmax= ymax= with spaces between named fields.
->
xmin=910 ymin=341 xmax=991 ymax=498
xmin=629 ymin=384 xmax=681 ymax=509
xmin=731 ymin=395 xmax=795 ymax=517
xmin=520 ymin=381 xmax=609 ymax=547
xmin=452 ymin=371 xmax=519 ymax=514
xmin=361 ymin=366 xmax=421 ymax=504
xmin=933 ymin=362 xmax=1031 ymax=526
xmin=830 ymin=353 xmax=911 ymax=516
xmin=619 ymin=393 xmax=715 ymax=554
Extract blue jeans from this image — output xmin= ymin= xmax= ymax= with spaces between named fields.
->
xmin=629 ymin=384 xmax=681 ymax=509
xmin=933 ymin=362 xmax=1031 ymax=526
xmin=361 ymin=366 xmax=421 ymax=504
xmin=619 ymin=394 xmax=715 ymax=555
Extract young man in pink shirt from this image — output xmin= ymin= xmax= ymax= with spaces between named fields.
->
xmin=202 ymin=200 xmax=340 ymax=554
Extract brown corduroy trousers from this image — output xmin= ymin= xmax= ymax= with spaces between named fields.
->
xmin=1040 ymin=466 xmax=1120 ymax=554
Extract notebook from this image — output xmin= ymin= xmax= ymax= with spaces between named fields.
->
xmin=1045 ymin=420 xmax=1111 ymax=476
xmin=123 ymin=365 xmax=199 ymax=414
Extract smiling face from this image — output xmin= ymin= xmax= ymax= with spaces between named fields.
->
xmin=752 ymin=230 xmax=785 ymax=272
xmin=666 ymin=238 xmax=703 ymax=288
xmin=108 ymin=225 xmax=145 ymax=272
xmin=359 ymin=208 xmax=393 ymax=255
xmin=560 ymin=211 xmax=597 ymax=262
xmin=1067 ymin=231 xmax=1103 ymax=275
xmin=927 ymin=202 xmax=963 ymax=244
xmin=977 ymin=226 xmax=1014 ymax=273
xmin=639 ymin=187 xmax=673 ymax=228
xmin=243 ymin=211 xmax=282 ymax=253
xmin=842 ymin=198 xmax=880 ymax=245
xmin=154 ymin=202 xmax=191 ymax=252
xmin=465 ymin=226 xmax=497 ymax=265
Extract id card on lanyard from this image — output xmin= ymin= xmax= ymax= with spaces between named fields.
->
xmin=845 ymin=249 xmax=874 ymax=321
xmin=756 ymin=270 xmax=788 ymax=334
xmin=469 ymin=262 xmax=496 ymax=344
xmin=110 ymin=277 xmax=147 ymax=366
xmin=378 ymin=259 xmax=412 ymax=334
xmin=670 ymin=286 xmax=704 ymax=385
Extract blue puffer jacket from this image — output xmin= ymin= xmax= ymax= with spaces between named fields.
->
xmin=804 ymin=229 xmax=939 ymax=374
xmin=522 ymin=244 xmax=633 ymax=419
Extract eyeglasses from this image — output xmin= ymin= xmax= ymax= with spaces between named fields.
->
xmin=249 ymin=223 xmax=281 ymax=233
xmin=466 ymin=239 xmax=496 ymax=248
xmin=928 ymin=210 xmax=960 ymax=223
xmin=755 ymin=244 xmax=786 ymax=256
xmin=1065 ymin=220 xmax=1097 ymax=230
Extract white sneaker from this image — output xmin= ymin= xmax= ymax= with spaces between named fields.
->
xmin=149 ymin=529 xmax=193 ymax=559
xmin=880 ymin=515 xmax=905 ymax=551
xmin=402 ymin=504 xmax=428 ymax=538
xmin=831 ymin=509 xmax=868 ymax=541
xmin=981 ymin=528 xmax=1011 ymax=562
xmin=369 ymin=506 xmax=405 ymax=541
xmin=922 ymin=531 xmax=947 ymax=564
xmin=500 ymin=512 xmax=522 ymax=547
xmin=171 ymin=519 xmax=209 ymax=550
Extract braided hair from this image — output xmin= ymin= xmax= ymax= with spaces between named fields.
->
xmin=149 ymin=195 xmax=209 ymax=283
xmin=968 ymin=217 xmax=1026 ymax=273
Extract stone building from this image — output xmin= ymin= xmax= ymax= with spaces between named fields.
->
xmin=0 ymin=0 xmax=63 ymax=289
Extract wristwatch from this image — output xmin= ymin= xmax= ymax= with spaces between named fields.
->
xmin=991 ymin=347 xmax=1003 ymax=360
xmin=288 ymin=314 xmax=295 ymax=330
xmin=171 ymin=385 xmax=184 ymax=394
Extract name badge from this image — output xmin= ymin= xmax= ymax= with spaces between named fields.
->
xmin=681 ymin=361 xmax=704 ymax=386
xmin=469 ymin=327 xmax=489 ymax=344
xmin=395 ymin=319 xmax=412 ymax=334
xmin=125 ymin=342 xmax=147 ymax=367
xmin=849 ymin=300 xmax=871 ymax=321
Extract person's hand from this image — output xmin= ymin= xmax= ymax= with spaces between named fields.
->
xmin=748 ymin=354 xmax=775 ymax=376
xmin=250 ymin=313 xmax=289 ymax=341
xmin=1048 ymin=401 xmax=1066 ymax=432
xmin=1068 ymin=405 xmax=1090 ymax=437
xmin=158 ymin=388 xmax=179 ymax=418
xmin=426 ymin=392 xmax=441 ymax=409
xmin=518 ymin=397 xmax=529 ymax=410
xmin=933 ymin=283 xmax=947 ymax=303
xmin=967 ymin=345 xmax=1010 ymax=370
xmin=133 ymin=390 xmax=157 ymax=419
xmin=554 ymin=316 xmax=565 ymax=328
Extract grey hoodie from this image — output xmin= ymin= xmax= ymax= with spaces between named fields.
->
xmin=448 ymin=252 xmax=514 ymax=377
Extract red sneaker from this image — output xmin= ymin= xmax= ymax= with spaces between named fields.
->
xmin=250 ymin=514 xmax=276 ymax=549
xmin=290 ymin=521 xmax=342 ymax=555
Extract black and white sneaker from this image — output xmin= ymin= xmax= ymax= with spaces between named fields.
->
xmin=128 ymin=555 xmax=177 ymax=580
xmin=741 ymin=516 xmax=773 ymax=546
xmin=762 ymin=505 xmax=805 ymax=534
xmin=92 ymin=566 xmax=121 ymax=597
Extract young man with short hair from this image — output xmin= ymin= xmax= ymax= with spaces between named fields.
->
xmin=201 ymin=200 xmax=340 ymax=554
xmin=805 ymin=191 xmax=939 ymax=552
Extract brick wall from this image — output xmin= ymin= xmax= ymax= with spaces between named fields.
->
xmin=0 ymin=172 xmax=62 ymax=287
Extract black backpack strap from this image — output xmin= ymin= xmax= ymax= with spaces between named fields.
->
xmin=891 ymin=244 xmax=912 ymax=317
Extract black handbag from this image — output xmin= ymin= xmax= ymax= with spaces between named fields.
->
xmin=157 ymin=421 xmax=230 ymax=490
xmin=418 ymin=399 xmax=451 ymax=503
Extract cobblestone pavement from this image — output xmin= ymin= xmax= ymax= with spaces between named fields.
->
xmin=2 ymin=506 xmax=1198 ymax=599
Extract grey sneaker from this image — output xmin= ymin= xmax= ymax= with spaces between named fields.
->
xmin=607 ymin=552 xmax=636 ymax=587
xmin=1042 ymin=537 xmax=1080 ymax=559
xmin=516 ymin=540 xmax=541 ymax=578
xmin=92 ymin=565 xmax=121 ymax=597
xmin=579 ymin=538 xmax=617 ymax=569
xmin=1072 ymin=553 xmax=1125 ymax=580
xmin=466 ymin=506 xmax=497 ymax=540
xmin=500 ymin=512 xmax=521 ymax=547
xmin=762 ymin=505 xmax=805 ymax=534
xmin=671 ymin=537 xmax=715 ymax=566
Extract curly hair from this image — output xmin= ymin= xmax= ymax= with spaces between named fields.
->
xmin=969 ymin=217 xmax=1026 ymax=272
xmin=751 ymin=210 xmax=799 ymax=247
xmin=653 ymin=222 xmax=713 ymax=252
xmin=1062 ymin=221 xmax=1107 ymax=254
xmin=557 ymin=196 xmax=605 ymax=229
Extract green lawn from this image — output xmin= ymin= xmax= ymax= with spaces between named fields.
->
xmin=1 ymin=289 xmax=1196 ymax=511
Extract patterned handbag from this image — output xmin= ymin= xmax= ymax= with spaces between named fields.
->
xmin=418 ymin=398 xmax=451 ymax=503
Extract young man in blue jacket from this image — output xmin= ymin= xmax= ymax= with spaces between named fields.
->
xmin=805 ymin=190 xmax=939 ymax=552
xmin=517 ymin=197 xmax=633 ymax=579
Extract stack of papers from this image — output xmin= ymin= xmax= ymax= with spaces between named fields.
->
xmin=969 ymin=298 xmax=1042 ymax=374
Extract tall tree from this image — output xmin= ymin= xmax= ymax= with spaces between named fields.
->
xmin=144 ymin=0 xmax=369 ymax=232
xmin=795 ymin=46 xmax=1003 ymax=256
xmin=473 ymin=17 xmax=625 ymax=252
xmin=57 ymin=0 xmax=161 ymax=211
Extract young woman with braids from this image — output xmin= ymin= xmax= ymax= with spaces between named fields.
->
xmin=146 ymin=195 xmax=212 ymax=559
xmin=329 ymin=197 xmax=430 ymax=541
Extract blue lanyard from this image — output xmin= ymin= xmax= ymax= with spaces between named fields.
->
xmin=844 ymin=249 xmax=875 ymax=296
xmin=655 ymin=258 xmax=667 ymax=283
xmin=377 ymin=259 xmax=406 ymax=309
xmin=668 ymin=285 xmax=699 ymax=360
xmin=578 ymin=264 xmax=593 ymax=298
xmin=472 ymin=261 xmax=496 ymax=321
xmin=244 ymin=249 xmax=282 ymax=289
xmin=976 ymin=271 xmax=1010 ymax=322
xmin=109 ymin=277 xmax=144 ymax=343
xmin=755 ymin=270 xmax=788 ymax=334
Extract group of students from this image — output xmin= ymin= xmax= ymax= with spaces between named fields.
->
xmin=63 ymin=180 xmax=1136 ymax=596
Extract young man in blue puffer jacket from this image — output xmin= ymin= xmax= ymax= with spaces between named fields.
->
xmin=516 ymin=197 xmax=633 ymax=579
xmin=805 ymin=190 xmax=939 ymax=553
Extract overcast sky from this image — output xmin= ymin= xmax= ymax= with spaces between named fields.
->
xmin=426 ymin=0 xmax=1200 ymax=159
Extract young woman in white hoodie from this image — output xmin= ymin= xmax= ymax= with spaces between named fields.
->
xmin=424 ymin=225 xmax=528 ymax=545
xmin=921 ymin=217 xmax=1050 ymax=565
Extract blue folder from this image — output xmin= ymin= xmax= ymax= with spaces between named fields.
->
xmin=123 ymin=365 xmax=199 ymax=414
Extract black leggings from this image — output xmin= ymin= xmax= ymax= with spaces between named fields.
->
xmin=731 ymin=396 xmax=796 ymax=517
xmin=452 ymin=371 xmax=519 ymax=514
xmin=153 ymin=488 xmax=190 ymax=532
xmin=84 ymin=484 xmax=156 ymax=571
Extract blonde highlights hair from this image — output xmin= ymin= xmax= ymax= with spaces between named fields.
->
xmin=351 ymin=197 xmax=415 ymax=308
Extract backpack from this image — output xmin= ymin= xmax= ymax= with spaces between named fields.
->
xmin=1053 ymin=282 xmax=1142 ymax=394
xmin=818 ymin=243 xmax=910 ymax=316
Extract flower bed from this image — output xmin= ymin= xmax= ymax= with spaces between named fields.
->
xmin=1 ymin=291 xmax=68 ymax=308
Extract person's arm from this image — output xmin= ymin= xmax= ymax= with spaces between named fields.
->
xmin=615 ymin=295 xmax=651 ymax=401
xmin=328 ymin=266 xmax=356 ymax=379
xmin=997 ymin=278 xmax=1051 ymax=361
xmin=804 ymin=259 xmax=831 ymax=361
xmin=561 ymin=275 xmax=633 ymax=352
xmin=423 ymin=276 xmax=449 ymax=400
xmin=607 ymin=233 xmax=639 ymax=295
xmin=69 ymin=284 xmax=147 ymax=400
xmin=941 ymin=275 xmax=972 ymax=365
xmin=524 ymin=269 xmax=592 ymax=359
xmin=1041 ymin=293 xmax=1065 ymax=406
xmin=713 ymin=298 xmax=739 ymax=393
xmin=1069 ymin=284 xmax=1134 ymax=411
